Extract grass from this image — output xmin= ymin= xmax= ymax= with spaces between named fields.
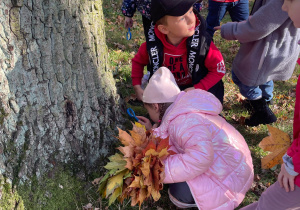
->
xmin=100 ymin=0 xmax=300 ymax=209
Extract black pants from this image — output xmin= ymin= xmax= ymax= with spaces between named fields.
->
xmin=169 ymin=182 xmax=195 ymax=204
xmin=179 ymin=80 xmax=224 ymax=105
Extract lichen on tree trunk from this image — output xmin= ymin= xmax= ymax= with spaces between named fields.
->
xmin=0 ymin=0 xmax=122 ymax=183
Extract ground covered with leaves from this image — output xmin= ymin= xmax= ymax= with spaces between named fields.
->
xmin=98 ymin=0 xmax=300 ymax=209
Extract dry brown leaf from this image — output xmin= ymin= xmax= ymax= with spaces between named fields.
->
xmin=236 ymin=93 xmax=246 ymax=103
xmin=259 ymin=125 xmax=291 ymax=169
xmin=116 ymin=15 xmax=123 ymax=25
xmin=137 ymin=188 xmax=147 ymax=207
xmin=118 ymin=146 xmax=134 ymax=158
xmin=153 ymin=160 xmax=163 ymax=191
xmin=92 ymin=177 xmax=102 ymax=185
xmin=239 ymin=116 xmax=245 ymax=125
xmin=82 ymin=203 xmax=93 ymax=210
xmin=124 ymin=157 xmax=133 ymax=170
xmin=117 ymin=128 xmax=134 ymax=146
xmin=130 ymin=189 xmax=138 ymax=206
xmin=124 ymin=94 xmax=137 ymax=103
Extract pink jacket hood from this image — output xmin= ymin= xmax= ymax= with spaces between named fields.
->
xmin=154 ymin=90 xmax=254 ymax=210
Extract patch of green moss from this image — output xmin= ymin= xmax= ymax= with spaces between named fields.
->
xmin=0 ymin=175 xmax=24 ymax=210
xmin=18 ymin=170 xmax=86 ymax=210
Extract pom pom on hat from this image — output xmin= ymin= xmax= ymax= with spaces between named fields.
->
xmin=143 ymin=67 xmax=180 ymax=103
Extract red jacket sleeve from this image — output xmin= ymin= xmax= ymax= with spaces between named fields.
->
xmin=131 ymin=42 xmax=149 ymax=86
xmin=287 ymin=139 xmax=300 ymax=174
xmin=288 ymin=74 xmax=300 ymax=174
xmin=194 ymin=42 xmax=226 ymax=90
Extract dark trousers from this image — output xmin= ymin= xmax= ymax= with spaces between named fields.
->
xmin=179 ymin=80 xmax=224 ymax=105
xmin=169 ymin=182 xmax=195 ymax=204
xmin=206 ymin=0 xmax=249 ymax=36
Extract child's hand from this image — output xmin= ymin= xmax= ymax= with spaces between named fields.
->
xmin=278 ymin=163 xmax=296 ymax=192
xmin=136 ymin=116 xmax=152 ymax=130
xmin=214 ymin=26 xmax=222 ymax=31
xmin=152 ymin=123 xmax=159 ymax=129
xmin=184 ymin=87 xmax=195 ymax=92
xmin=124 ymin=17 xmax=133 ymax=29
xmin=133 ymin=85 xmax=144 ymax=101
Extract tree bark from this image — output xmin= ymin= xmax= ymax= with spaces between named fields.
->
xmin=0 ymin=0 xmax=122 ymax=181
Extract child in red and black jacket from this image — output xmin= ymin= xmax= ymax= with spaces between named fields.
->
xmin=131 ymin=0 xmax=226 ymax=104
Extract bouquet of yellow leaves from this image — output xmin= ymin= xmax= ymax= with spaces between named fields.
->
xmin=97 ymin=122 xmax=175 ymax=207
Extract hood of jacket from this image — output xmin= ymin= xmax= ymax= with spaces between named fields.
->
xmin=157 ymin=89 xmax=222 ymax=134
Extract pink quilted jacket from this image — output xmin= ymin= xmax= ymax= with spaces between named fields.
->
xmin=153 ymin=90 xmax=254 ymax=210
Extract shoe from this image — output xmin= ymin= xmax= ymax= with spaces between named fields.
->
xmin=243 ymin=98 xmax=274 ymax=111
xmin=242 ymin=99 xmax=252 ymax=111
xmin=245 ymin=98 xmax=277 ymax=126
xmin=168 ymin=189 xmax=197 ymax=208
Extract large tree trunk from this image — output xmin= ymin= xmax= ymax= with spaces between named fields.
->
xmin=0 ymin=0 xmax=122 ymax=182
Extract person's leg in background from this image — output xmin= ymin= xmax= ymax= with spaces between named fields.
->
xmin=206 ymin=0 xmax=228 ymax=37
xmin=228 ymin=0 xmax=249 ymax=22
xmin=260 ymin=80 xmax=274 ymax=103
xmin=241 ymin=181 xmax=300 ymax=210
xmin=232 ymin=71 xmax=277 ymax=126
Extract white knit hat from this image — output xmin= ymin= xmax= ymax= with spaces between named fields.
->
xmin=143 ymin=67 xmax=180 ymax=103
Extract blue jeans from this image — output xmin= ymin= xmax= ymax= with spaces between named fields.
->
xmin=206 ymin=0 xmax=249 ymax=37
xmin=232 ymin=71 xmax=274 ymax=101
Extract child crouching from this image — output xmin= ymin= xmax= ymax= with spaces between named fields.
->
xmin=137 ymin=67 xmax=254 ymax=209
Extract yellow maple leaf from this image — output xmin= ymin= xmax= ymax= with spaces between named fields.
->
xmin=259 ymin=125 xmax=291 ymax=169
xmin=140 ymin=156 xmax=151 ymax=177
xmin=128 ymin=175 xmax=141 ymax=188
xmin=137 ymin=188 xmax=147 ymax=207
xmin=151 ymin=188 xmax=161 ymax=201
xmin=158 ymin=148 xmax=169 ymax=160
xmin=145 ymin=148 xmax=159 ymax=157
xmin=106 ymin=169 xmax=128 ymax=197
xmin=108 ymin=186 xmax=122 ymax=206
xmin=129 ymin=130 xmax=144 ymax=146
xmin=134 ymin=121 xmax=146 ymax=130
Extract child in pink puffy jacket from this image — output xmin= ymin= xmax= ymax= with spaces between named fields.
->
xmin=137 ymin=67 xmax=254 ymax=209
